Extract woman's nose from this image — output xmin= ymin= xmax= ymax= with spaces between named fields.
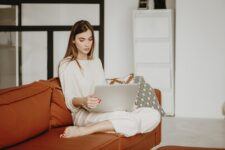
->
xmin=85 ymin=41 xmax=91 ymax=47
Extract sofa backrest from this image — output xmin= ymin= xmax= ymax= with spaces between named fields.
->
xmin=0 ymin=81 xmax=52 ymax=149
xmin=39 ymin=77 xmax=73 ymax=128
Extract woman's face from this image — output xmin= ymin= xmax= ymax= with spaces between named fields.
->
xmin=74 ymin=29 xmax=93 ymax=57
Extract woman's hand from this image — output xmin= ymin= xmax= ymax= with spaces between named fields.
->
xmin=84 ymin=95 xmax=101 ymax=109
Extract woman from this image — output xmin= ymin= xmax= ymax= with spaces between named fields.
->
xmin=59 ymin=20 xmax=160 ymax=138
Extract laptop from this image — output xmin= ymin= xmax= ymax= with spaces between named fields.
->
xmin=88 ymin=84 xmax=139 ymax=112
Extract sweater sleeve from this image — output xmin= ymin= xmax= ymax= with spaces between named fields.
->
xmin=95 ymin=58 xmax=107 ymax=85
xmin=58 ymin=60 xmax=80 ymax=113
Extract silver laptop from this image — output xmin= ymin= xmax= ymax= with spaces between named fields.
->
xmin=88 ymin=84 xmax=139 ymax=112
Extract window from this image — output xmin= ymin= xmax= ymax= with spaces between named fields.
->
xmin=0 ymin=0 xmax=104 ymax=88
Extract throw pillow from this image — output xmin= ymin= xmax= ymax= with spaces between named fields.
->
xmin=0 ymin=82 xmax=51 ymax=148
xmin=40 ymin=78 xmax=73 ymax=128
xmin=134 ymin=76 xmax=165 ymax=116
xmin=106 ymin=74 xmax=134 ymax=85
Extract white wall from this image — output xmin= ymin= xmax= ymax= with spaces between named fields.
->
xmin=105 ymin=0 xmax=225 ymax=118
xmin=176 ymin=0 xmax=225 ymax=118
xmin=104 ymin=0 xmax=138 ymax=78
xmin=104 ymin=0 xmax=175 ymax=78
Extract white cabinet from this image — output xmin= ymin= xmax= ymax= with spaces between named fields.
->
xmin=133 ymin=9 xmax=174 ymax=116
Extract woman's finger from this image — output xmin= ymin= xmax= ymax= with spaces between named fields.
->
xmin=88 ymin=103 xmax=99 ymax=108
xmin=89 ymin=98 xmax=99 ymax=103
xmin=60 ymin=134 xmax=65 ymax=138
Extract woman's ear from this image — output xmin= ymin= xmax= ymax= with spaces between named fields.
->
xmin=72 ymin=40 xmax=75 ymax=44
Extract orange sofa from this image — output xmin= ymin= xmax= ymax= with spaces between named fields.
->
xmin=0 ymin=78 xmax=161 ymax=150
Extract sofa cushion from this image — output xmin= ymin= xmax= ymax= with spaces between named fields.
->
xmin=7 ymin=127 xmax=120 ymax=150
xmin=40 ymin=78 xmax=73 ymax=128
xmin=0 ymin=82 xmax=52 ymax=149
xmin=119 ymin=130 xmax=157 ymax=150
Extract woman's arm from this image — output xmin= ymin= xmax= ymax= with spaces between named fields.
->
xmin=58 ymin=60 xmax=82 ymax=112
xmin=59 ymin=59 xmax=101 ymax=112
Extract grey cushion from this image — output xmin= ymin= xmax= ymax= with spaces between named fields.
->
xmin=134 ymin=76 xmax=165 ymax=116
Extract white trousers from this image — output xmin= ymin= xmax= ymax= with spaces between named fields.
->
xmin=73 ymin=107 xmax=161 ymax=137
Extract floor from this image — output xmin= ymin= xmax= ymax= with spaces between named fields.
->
xmin=152 ymin=117 xmax=225 ymax=149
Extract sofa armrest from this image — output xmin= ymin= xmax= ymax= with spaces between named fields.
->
xmin=153 ymin=89 xmax=162 ymax=146
xmin=154 ymin=89 xmax=161 ymax=105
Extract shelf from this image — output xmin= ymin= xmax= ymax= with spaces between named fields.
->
xmin=0 ymin=44 xmax=16 ymax=49
xmin=133 ymin=9 xmax=175 ymax=115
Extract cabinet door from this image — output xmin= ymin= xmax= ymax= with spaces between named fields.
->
xmin=133 ymin=10 xmax=174 ymax=116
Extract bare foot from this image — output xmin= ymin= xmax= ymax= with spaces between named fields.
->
xmin=103 ymin=131 xmax=116 ymax=134
xmin=60 ymin=126 xmax=87 ymax=138
xmin=59 ymin=121 xmax=115 ymax=138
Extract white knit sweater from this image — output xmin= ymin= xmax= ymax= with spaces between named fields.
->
xmin=58 ymin=57 xmax=106 ymax=117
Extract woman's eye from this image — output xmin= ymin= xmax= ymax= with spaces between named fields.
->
xmin=79 ymin=39 xmax=84 ymax=42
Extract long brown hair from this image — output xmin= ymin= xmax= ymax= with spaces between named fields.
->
xmin=63 ymin=20 xmax=95 ymax=68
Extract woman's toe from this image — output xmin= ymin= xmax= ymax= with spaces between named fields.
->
xmin=60 ymin=133 xmax=65 ymax=138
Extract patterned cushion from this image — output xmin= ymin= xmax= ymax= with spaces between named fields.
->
xmin=134 ymin=76 xmax=165 ymax=116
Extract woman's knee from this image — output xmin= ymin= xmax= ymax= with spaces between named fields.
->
xmin=138 ymin=108 xmax=161 ymax=133
xmin=110 ymin=116 xmax=141 ymax=137
xmin=122 ymin=120 xmax=140 ymax=137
